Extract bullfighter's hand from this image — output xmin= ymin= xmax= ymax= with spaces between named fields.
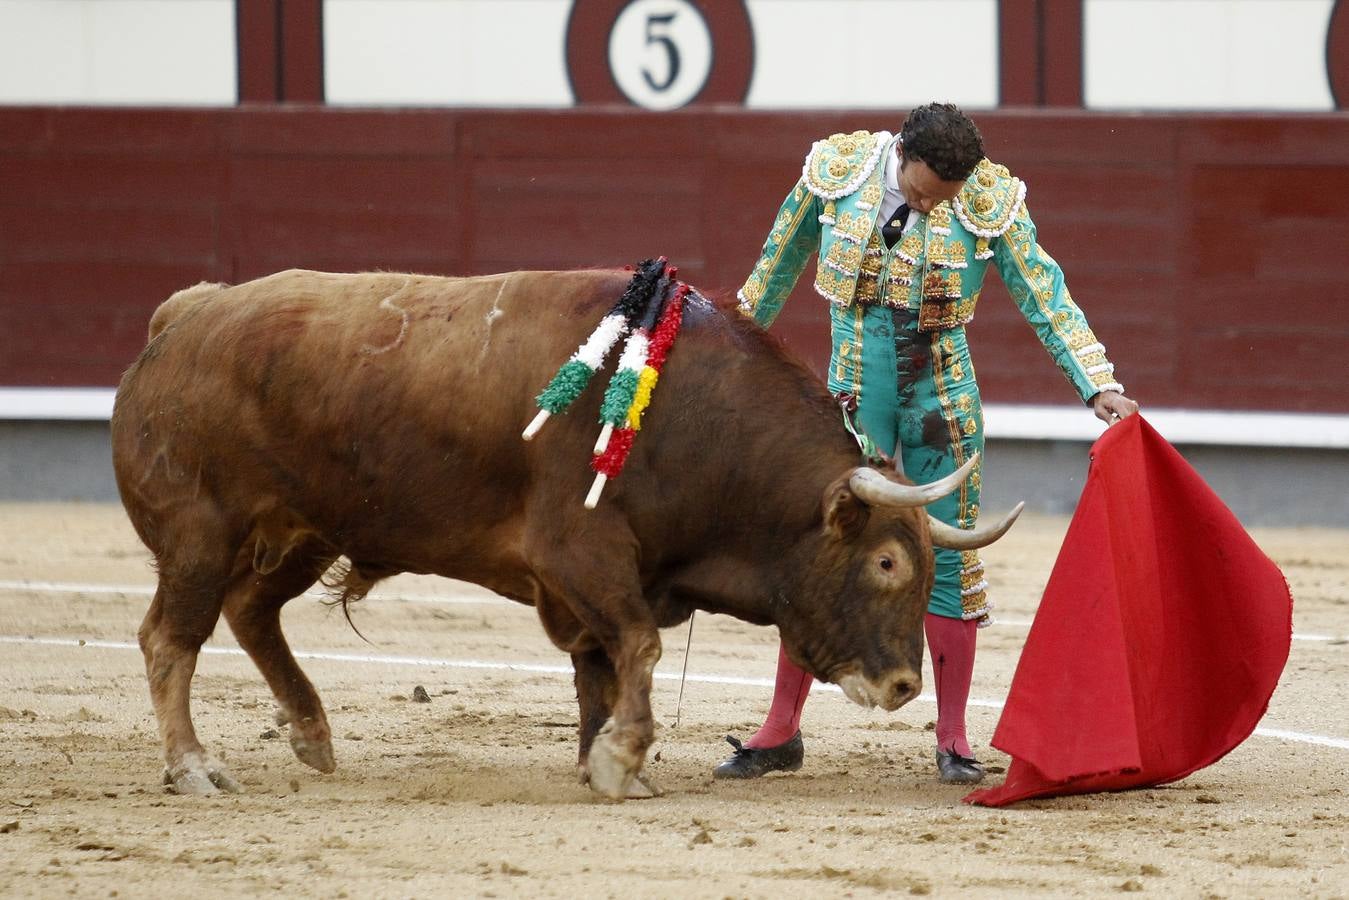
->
xmin=1092 ymin=390 xmax=1140 ymax=426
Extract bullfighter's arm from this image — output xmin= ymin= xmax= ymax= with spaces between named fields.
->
xmin=737 ymin=179 xmax=823 ymax=328
xmin=992 ymin=201 xmax=1126 ymax=405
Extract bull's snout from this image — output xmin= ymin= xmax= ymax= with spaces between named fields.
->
xmin=836 ymin=668 xmax=922 ymax=711
xmin=882 ymin=670 xmax=922 ymax=711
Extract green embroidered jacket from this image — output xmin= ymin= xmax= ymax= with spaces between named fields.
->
xmin=737 ymin=130 xmax=1124 ymax=404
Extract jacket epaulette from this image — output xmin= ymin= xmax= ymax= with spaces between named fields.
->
xmin=801 ymin=130 xmax=889 ymax=200
xmin=952 ymin=159 xmax=1027 ymax=241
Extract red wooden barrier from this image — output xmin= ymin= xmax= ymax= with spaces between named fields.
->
xmin=1 ymin=107 xmax=1346 ymax=413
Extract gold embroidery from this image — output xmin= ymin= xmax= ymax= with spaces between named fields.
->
xmin=803 ymin=130 xmax=885 ymax=200
xmin=927 ymin=235 xmax=968 ymax=269
xmin=816 ymin=266 xmax=856 ymax=307
xmin=823 ymin=241 xmax=862 ymax=273
xmin=742 ymin=273 xmax=764 ymax=305
xmin=928 ymin=332 xmax=969 ymax=519
xmin=742 ymin=183 xmax=817 ymax=312
xmin=834 ymin=337 xmax=863 ymax=384
xmin=833 ymin=210 xmax=872 ymax=243
xmin=1067 ymin=326 xmax=1101 ymax=350
xmin=952 ymin=158 xmax=1025 ymax=238
xmin=851 ymin=304 xmax=865 ymax=397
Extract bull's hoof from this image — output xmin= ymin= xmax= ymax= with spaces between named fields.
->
xmin=586 ymin=724 xmax=640 ymax=800
xmin=291 ymin=734 xmax=336 ymax=774
xmin=625 ymin=773 xmax=660 ymax=799
xmin=281 ymin=714 xmax=335 ymax=774
xmin=578 ymin=764 xmax=660 ymax=799
xmin=163 ymin=752 xmax=242 ymax=795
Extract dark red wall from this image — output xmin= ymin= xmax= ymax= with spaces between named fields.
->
xmin=2 ymin=106 xmax=1346 ymax=413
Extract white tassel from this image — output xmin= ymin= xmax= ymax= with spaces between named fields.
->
xmin=584 ymin=472 xmax=607 ymax=509
xmin=522 ymin=409 xmax=550 ymax=441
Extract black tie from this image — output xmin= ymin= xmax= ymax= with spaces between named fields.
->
xmin=883 ymin=202 xmax=910 ymax=248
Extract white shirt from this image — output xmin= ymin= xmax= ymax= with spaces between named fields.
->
xmin=879 ymin=140 xmax=912 ymax=234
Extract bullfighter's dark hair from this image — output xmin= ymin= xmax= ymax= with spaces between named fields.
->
xmin=899 ymin=102 xmax=984 ymax=182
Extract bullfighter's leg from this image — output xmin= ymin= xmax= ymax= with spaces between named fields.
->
xmin=221 ymin=540 xmax=339 ymax=775
xmin=138 ymin=516 xmax=242 ymax=795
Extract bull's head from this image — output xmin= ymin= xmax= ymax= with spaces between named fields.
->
xmin=777 ymin=454 xmax=1022 ymax=712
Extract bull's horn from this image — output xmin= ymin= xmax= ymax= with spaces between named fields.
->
xmin=927 ymin=502 xmax=1025 ymax=550
xmin=848 ymin=454 xmax=981 ymax=509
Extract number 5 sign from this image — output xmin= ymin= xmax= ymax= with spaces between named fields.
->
xmin=567 ymin=0 xmax=754 ymax=108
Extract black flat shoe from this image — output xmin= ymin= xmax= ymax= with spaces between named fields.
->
xmin=712 ymin=732 xmax=804 ymax=779
xmin=936 ymin=747 xmax=986 ymax=784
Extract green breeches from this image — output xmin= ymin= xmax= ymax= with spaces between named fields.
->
xmin=829 ymin=303 xmax=990 ymax=621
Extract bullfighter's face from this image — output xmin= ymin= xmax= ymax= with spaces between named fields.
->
xmin=898 ymin=156 xmax=966 ymax=213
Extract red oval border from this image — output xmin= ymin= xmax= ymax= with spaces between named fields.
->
xmin=1329 ymin=0 xmax=1349 ymax=109
xmin=566 ymin=0 xmax=754 ymax=106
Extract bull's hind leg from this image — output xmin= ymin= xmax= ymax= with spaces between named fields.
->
xmin=139 ymin=520 xmax=242 ymax=795
xmin=221 ymin=539 xmax=339 ymax=775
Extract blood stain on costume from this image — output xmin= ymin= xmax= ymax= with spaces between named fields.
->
xmin=921 ymin=409 xmax=950 ymax=449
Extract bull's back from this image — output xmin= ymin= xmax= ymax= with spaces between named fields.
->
xmin=111 ymin=268 xmax=625 ymax=555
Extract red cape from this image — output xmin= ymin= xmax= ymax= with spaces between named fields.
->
xmin=964 ymin=414 xmax=1292 ymax=807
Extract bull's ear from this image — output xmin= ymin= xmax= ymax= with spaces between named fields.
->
xmin=823 ymin=473 xmax=869 ymax=540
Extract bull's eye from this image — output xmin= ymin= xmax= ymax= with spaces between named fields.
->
xmin=879 ymin=557 xmax=894 ymax=571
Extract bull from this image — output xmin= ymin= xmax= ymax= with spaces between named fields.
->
xmin=110 ymin=266 xmax=1021 ymax=799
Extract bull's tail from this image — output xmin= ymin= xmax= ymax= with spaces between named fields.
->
xmin=319 ymin=558 xmax=391 ymax=643
xmin=147 ymin=281 xmax=230 ymax=342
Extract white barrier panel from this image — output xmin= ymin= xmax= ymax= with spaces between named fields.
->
xmin=1085 ymin=0 xmax=1335 ymax=110
xmin=0 ymin=0 xmax=236 ymax=106
xmin=3 ymin=387 xmax=1348 ymax=448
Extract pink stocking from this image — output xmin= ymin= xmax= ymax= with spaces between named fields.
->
xmin=747 ymin=643 xmax=813 ymax=748
xmin=925 ymin=612 xmax=978 ymax=758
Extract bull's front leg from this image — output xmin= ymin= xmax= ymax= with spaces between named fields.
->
xmin=581 ymin=628 xmax=662 ymax=800
xmin=529 ymin=517 xmax=661 ymax=800
xmin=572 ymin=646 xmax=658 ymax=799
xmin=571 ymin=646 xmax=616 ymax=774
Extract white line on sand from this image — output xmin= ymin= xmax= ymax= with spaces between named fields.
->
xmin=2 ymin=580 xmax=1342 ymax=644
xmin=2 ymin=634 xmax=1346 ymax=752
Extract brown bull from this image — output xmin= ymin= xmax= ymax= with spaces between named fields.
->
xmin=110 ymin=267 xmax=1020 ymax=799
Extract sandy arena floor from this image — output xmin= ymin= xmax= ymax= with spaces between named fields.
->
xmin=0 ymin=503 xmax=1345 ymax=898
